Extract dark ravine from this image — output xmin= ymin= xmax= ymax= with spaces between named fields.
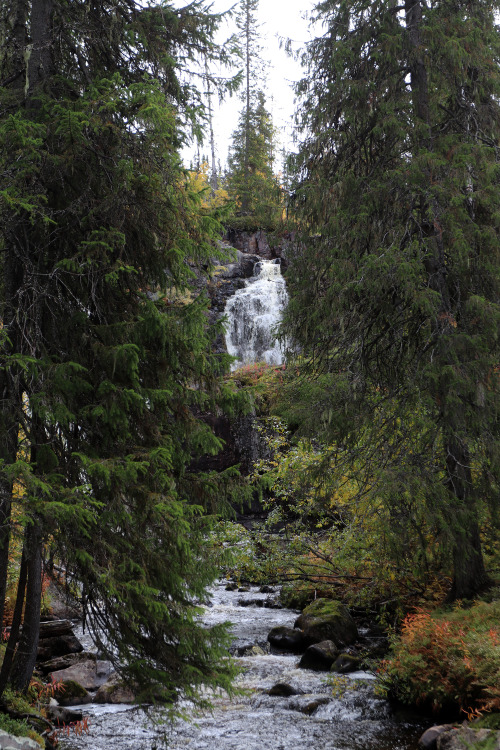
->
xmin=58 ymin=583 xmax=428 ymax=750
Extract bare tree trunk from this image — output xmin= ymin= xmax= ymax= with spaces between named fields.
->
xmin=9 ymin=523 xmax=42 ymax=691
xmin=0 ymin=549 xmax=27 ymax=696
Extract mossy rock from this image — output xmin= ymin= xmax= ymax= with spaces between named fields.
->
xmin=474 ymin=714 xmax=500 ymax=731
xmin=294 ymin=598 xmax=358 ymax=647
xmin=54 ymin=679 xmax=92 ymax=706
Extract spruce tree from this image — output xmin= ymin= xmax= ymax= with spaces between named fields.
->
xmin=0 ymin=0 xmax=242 ymax=699
xmin=283 ymin=0 xmax=500 ymax=600
xmin=227 ymin=89 xmax=280 ymax=223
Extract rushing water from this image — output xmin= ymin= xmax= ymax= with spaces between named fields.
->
xmin=224 ymin=259 xmax=288 ymax=370
xmin=60 ymin=584 xmax=426 ymax=750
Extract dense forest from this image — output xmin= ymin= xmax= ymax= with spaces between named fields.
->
xmin=0 ymin=0 xmax=499 ymax=748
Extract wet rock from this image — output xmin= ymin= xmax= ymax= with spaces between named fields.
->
xmin=419 ymin=725 xmax=454 ymax=750
xmin=50 ymin=657 xmax=114 ymax=691
xmin=225 ymin=582 xmax=238 ymax=591
xmin=299 ymin=697 xmax=330 ymax=715
xmin=39 ymin=650 xmax=97 ymax=673
xmin=53 ymin=678 xmax=92 ymax=706
xmin=436 ymin=727 xmax=500 ymax=750
xmin=47 ymin=698 xmax=83 ymax=725
xmin=238 ymin=586 xmax=250 ymax=593
xmin=267 ymin=682 xmax=301 ymax=697
xmin=95 ymin=673 xmax=135 ymax=704
xmin=0 ymin=729 xmax=41 ymax=750
xmin=237 ymin=645 xmax=267 ymax=657
xmin=331 ymin=653 xmax=361 ymax=674
xmin=294 ymin=598 xmax=358 ymax=647
xmin=259 ymin=585 xmax=275 ymax=594
xmin=267 ymin=625 xmax=306 ymax=653
xmin=299 ymin=640 xmax=339 ymax=671
xmin=37 ymin=634 xmax=84 ymax=662
xmin=237 ymin=598 xmax=265 ymax=607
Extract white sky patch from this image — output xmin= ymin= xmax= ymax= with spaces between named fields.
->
xmin=171 ymin=0 xmax=318 ymax=169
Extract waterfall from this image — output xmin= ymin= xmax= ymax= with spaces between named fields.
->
xmin=224 ymin=259 xmax=288 ymax=371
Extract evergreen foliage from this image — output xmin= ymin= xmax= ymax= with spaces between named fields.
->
xmin=282 ymin=0 xmax=500 ymax=600
xmin=0 ymin=0 xmax=244 ymax=701
xmin=227 ymin=89 xmax=281 ymax=223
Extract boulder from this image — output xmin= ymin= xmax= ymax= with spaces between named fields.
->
xmin=267 ymin=683 xmax=301 ymax=697
xmin=299 ymin=640 xmax=338 ymax=671
xmin=331 ymin=653 xmax=361 ymax=674
xmin=37 ymin=634 xmax=83 ymax=662
xmin=47 ymin=699 xmax=83 ymax=725
xmin=294 ymin=598 xmax=358 ymax=647
xmin=267 ymin=626 xmax=306 ymax=653
xmin=53 ymin=678 xmax=92 ymax=706
xmin=50 ymin=658 xmax=113 ymax=691
xmin=95 ymin=673 xmax=135 ymax=704
xmin=437 ymin=727 xmax=500 ymax=750
xmin=0 ymin=730 xmax=41 ymax=750
xmin=39 ymin=651 xmax=96 ymax=674
xmin=418 ymin=725 xmax=453 ymax=750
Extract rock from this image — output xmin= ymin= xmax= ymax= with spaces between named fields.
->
xmin=259 ymin=585 xmax=275 ymax=593
xmin=238 ymin=586 xmax=250 ymax=593
xmin=225 ymin=582 xmax=238 ymax=591
xmin=237 ymin=598 xmax=265 ymax=607
xmin=39 ymin=651 xmax=96 ymax=674
xmin=0 ymin=729 xmax=41 ymax=750
xmin=267 ymin=626 xmax=306 ymax=653
xmin=37 ymin=634 xmax=83 ymax=662
xmin=237 ymin=645 xmax=267 ymax=657
xmin=299 ymin=697 xmax=330 ymax=715
xmin=267 ymin=683 xmax=301 ymax=697
xmin=299 ymin=640 xmax=338 ymax=671
xmin=47 ymin=698 xmax=83 ymax=725
xmin=53 ymin=678 xmax=92 ymax=706
xmin=437 ymin=727 xmax=500 ymax=750
xmin=294 ymin=598 xmax=358 ymax=647
xmin=419 ymin=725 xmax=454 ymax=750
xmin=331 ymin=653 xmax=361 ymax=674
xmin=50 ymin=657 xmax=113 ymax=691
xmin=95 ymin=673 xmax=135 ymax=704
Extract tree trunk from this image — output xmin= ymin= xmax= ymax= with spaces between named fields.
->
xmin=9 ymin=522 xmax=42 ymax=692
xmin=444 ymin=438 xmax=491 ymax=600
xmin=0 ymin=548 xmax=27 ymax=696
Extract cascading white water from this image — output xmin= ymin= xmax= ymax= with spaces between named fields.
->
xmin=224 ymin=259 xmax=288 ymax=371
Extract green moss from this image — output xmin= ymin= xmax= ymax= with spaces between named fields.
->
xmin=475 ymin=714 xmax=500 ymax=730
xmin=302 ymin=598 xmax=345 ymax=619
xmin=54 ymin=679 xmax=89 ymax=701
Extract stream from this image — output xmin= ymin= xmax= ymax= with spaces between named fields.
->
xmin=59 ymin=583 xmax=427 ymax=750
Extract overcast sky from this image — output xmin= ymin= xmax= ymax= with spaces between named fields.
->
xmin=174 ymin=0 xmax=319 ymax=169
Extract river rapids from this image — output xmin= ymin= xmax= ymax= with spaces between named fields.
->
xmin=60 ymin=583 xmax=426 ymax=750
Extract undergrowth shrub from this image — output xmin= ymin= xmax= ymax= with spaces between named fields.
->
xmin=378 ymin=601 xmax=500 ymax=716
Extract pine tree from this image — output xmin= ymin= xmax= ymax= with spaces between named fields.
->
xmin=283 ymin=0 xmax=500 ymax=600
xmin=0 ymin=0 xmax=243 ymax=699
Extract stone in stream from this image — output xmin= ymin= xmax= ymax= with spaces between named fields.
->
xmin=49 ymin=657 xmax=114 ymax=691
xmin=267 ymin=625 xmax=307 ymax=653
xmin=331 ymin=653 xmax=361 ymax=674
xmin=267 ymin=682 xmax=302 ymax=697
xmin=95 ymin=673 xmax=136 ymax=704
xmin=294 ymin=598 xmax=358 ymax=647
xmin=53 ymin=678 xmax=92 ymax=706
xmin=298 ymin=640 xmax=339 ymax=671
xmin=47 ymin=698 xmax=84 ymax=725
